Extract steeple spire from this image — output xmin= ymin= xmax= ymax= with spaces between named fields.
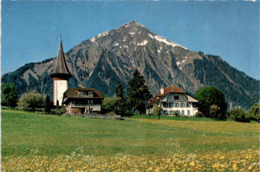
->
xmin=51 ymin=35 xmax=72 ymax=79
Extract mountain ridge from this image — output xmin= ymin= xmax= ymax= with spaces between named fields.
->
xmin=2 ymin=21 xmax=259 ymax=109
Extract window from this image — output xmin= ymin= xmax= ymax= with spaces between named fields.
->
xmin=175 ymin=103 xmax=179 ymax=107
xmin=180 ymin=103 xmax=184 ymax=107
xmin=182 ymin=110 xmax=184 ymax=115
xmin=88 ymin=92 xmax=94 ymax=97
xmin=187 ymin=110 xmax=190 ymax=115
xmin=170 ymin=110 xmax=174 ymax=115
xmin=174 ymin=95 xmax=179 ymax=100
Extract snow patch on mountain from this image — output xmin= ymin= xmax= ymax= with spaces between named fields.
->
xmin=97 ymin=31 xmax=109 ymax=38
xmin=137 ymin=40 xmax=148 ymax=46
xmin=176 ymin=62 xmax=181 ymax=67
xmin=154 ymin=35 xmax=187 ymax=50
xmin=89 ymin=70 xmax=94 ymax=77
xmin=129 ymin=32 xmax=135 ymax=36
xmin=148 ymin=34 xmax=154 ymax=39
xmin=176 ymin=56 xmax=188 ymax=69
xmin=158 ymin=47 xmax=162 ymax=53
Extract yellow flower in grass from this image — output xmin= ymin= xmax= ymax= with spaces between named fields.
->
xmin=220 ymin=164 xmax=226 ymax=168
xmin=219 ymin=156 xmax=225 ymax=160
xmin=212 ymin=163 xmax=218 ymax=169
xmin=232 ymin=164 xmax=238 ymax=171
xmin=248 ymin=166 xmax=253 ymax=170
xmin=189 ymin=161 xmax=195 ymax=167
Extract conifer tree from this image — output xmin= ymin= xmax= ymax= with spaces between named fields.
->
xmin=115 ymin=81 xmax=124 ymax=101
xmin=127 ymin=69 xmax=152 ymax=114
xmin=1 ymin=83 xmax=18 ymax=107
xmin=44 ymin=95 xmax=52 ymax=113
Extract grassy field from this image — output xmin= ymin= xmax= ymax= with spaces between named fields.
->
xmin=2 ymin=109 xmax=259 ymax=171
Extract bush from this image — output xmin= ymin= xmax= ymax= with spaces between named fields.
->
xmin=247 ymin=103 xmax=260 ymax=122
xmin=195 ymin=112 xmax=204 ymax=117
xmin=209 ymin=104 xmax=227 ymax=120
xmin=53 ymin=107 xmax=66 ymax=115
xmin=102 ymin=96 xmax=131 ymax=116
xmin=102 ymin=96 xmax=121 ymax=114
xmin=18 ymin=91 xmax=45 ymax=112
xmin=151 ymin=106 xmax=163 ymax=119
xmin=174 ymin=111 xmax=181 ymax=117
xmin=229 ymin=108 xmax=250 ymax=122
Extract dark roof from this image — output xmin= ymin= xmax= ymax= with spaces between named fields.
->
xmin=147 ymin=85 xmax=193 ymax=106
xmin=51 ymin=36 xmax=72 ymax=78
xmin=63 ymin=88 xmax=104 ymax=104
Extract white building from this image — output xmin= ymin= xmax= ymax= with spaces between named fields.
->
xmin=51 ymin=36 xmax=72 ymax=106
xmin=146 ymin=85 xmax=199 ymax=116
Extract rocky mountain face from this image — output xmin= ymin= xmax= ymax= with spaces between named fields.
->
xmin=2 ymin=21 xmax=259 ymax=109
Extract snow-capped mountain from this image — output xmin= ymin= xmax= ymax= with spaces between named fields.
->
xmin=2 ymin=21 xmax=259 ymax=109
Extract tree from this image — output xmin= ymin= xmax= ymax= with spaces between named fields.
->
xmin=102 ymin=96 xmax=131 ymax=116
xmin=229 ymin=108 xmax=250 ymax=122
xmin=151 ymin=106 xmax=163 ymax=119
xmin=1 ymin=83 xmax=18 ymax=107
xmin=127 ymin=69 xmax=152 ymax=114
xmin=115 ymin=81 xmax=125 ymax=101
xmin=209 ymin=104 xmax=222 ymax=119
xmin=101 ymin=96 xmax=121 ymax=114
xmin=44 ymin=95 xmax=52 ymax=114
xmin=195 ymin=86 xmax=227 ymax=119
xmin=247 ymin=103 xmax=260 ymax=122
xmin=18 ymin=90 xmax=45 ymax=112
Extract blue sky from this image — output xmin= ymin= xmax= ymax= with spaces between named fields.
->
xmin=1 ymin=1 xmax=259 ymax=80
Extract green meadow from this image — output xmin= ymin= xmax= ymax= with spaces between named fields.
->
xmin=2 ymin=109 xmax=259 ymax=156
xmin=2 ymin=109 xmax=259 ymax=171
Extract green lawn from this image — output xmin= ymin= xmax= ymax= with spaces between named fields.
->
xmin=2 ymin=109 xmax=259 ymax=157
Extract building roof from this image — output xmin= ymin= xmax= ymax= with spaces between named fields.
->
xmin=51 ymin=36 xmax=72 ymax=79
xmin=147 ymin=85 xmax=198 ymax=106
xmin=63 ymin=88 xmax=104 ymax=104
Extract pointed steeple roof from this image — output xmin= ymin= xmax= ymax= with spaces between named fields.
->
xmin=51 ymin=35 xmax=72 ymax=79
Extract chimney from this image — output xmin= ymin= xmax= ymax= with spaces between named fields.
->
xmin=160 ymin=86 xmax=164 ymax=95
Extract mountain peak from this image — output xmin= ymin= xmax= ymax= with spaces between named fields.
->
xmin=121 ymin=20 xmax=145 ymax=29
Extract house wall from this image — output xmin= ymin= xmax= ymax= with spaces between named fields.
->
xmin=161 ymin=105 xmax=198 ymax=116
xmin=65 ymin=102 xmax=102 ymax=114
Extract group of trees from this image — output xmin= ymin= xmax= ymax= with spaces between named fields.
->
xmin=17 ymin=90 xmax=52 ymax=113
xmin=2 ymin=83 xmax=52 ymax=113
xmin=102 ymin=69 xmax=152 ymax=116
xmin=2 ymin=70 xmax=259 ymax=122
xmin=195 ymin=86 xmax=259 ymax=122
xmin=229 ymin=104 xmax=260 ymax=122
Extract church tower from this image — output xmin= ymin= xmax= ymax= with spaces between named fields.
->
xmin=51 ymin=36 xmax=72 ymax=106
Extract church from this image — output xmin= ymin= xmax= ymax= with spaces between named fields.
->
xmin=51 ymin=36 xmax=104 ymax=114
